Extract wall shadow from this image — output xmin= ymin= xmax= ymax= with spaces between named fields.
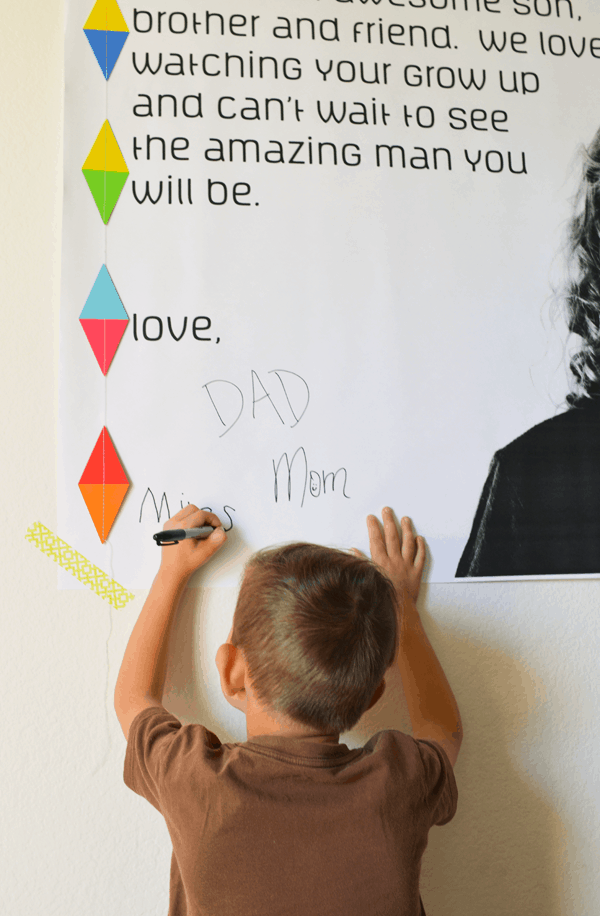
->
xmin=349 ymin=590 xmax=563 ymax=916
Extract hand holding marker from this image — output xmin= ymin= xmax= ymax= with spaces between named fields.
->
xmin=154 ymin=507 xmax=226 ymax=580
xmin=154 ymin=526 xmax=215 ymax=546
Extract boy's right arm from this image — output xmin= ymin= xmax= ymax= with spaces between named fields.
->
xmin=367 ymin=509 xmax=463 ymax=767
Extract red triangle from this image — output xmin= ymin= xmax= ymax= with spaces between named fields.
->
xmin=80 ymin=318 xmax=129 ymax=375
xmin=79 ymin=427 xmax=129 ymax=485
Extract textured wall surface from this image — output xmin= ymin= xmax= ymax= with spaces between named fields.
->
xmin=3 ymin=3 xmax=600 ymax=914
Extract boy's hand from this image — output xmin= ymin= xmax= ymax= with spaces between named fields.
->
xmin=158 ymin=505 xmax=226 ymax=582
xmin=366 ymin=508 xmax=425 ymax=604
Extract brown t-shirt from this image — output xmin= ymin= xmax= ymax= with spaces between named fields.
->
xmin=124 ymin=707 xmax=457 ymax=916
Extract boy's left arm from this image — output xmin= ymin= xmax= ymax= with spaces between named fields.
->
xmin=114 ymin=505 xmax=226 ymax=740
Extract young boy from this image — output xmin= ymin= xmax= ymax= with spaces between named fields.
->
xmin=115 ymin=506 xmax=462 ymax=916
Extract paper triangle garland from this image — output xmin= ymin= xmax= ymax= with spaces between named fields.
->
xmin=84 ymin=0 xmax=129 ymax=31
xmin=82 ymin=121 xmax=129 ymax=223
xmin=80 ymin=266 xmax=129 ymax=374
xmin=79 ymin=427 xmax=129 ymax=542
xmin=84 ymin=0 xmax=129 ymax=79
xmin=80 ymin=320 xmax=129 ymax=375
xmin=84 ymin=29 xmax=129 ymax=80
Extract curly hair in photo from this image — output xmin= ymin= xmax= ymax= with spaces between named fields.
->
xmin=566 ymin=126 xmax=600 ymax=406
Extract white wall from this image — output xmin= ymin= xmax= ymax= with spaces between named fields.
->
xmin=3 ymin=3 xmax=599 ymax=914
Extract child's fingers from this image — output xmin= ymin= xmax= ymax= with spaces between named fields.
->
xmin=400 ymin=516 xmax=416 ymax=563
xmin=382 ymin=507 xmax=402 ymax=559
xmin=164 ymin=505 xmax=221 ymax=531
xmin=367 ymin=514 xmax=388 ymax=565
xmin=201 ymin=527 xmax=227 ymax=556
xmin=202 ymin=511 xmax=223 ymax=530
xmin=186 ymin=525 xmax=226 ymax=563
xmin=167 ymin=504 xmax=197 ymax=525
xmin=350 ymin=547 xmax=366 ymax=558
xmin=414 ymin=535 xmax=426 ymax=574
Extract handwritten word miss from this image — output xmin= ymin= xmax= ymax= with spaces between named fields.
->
xmin=139 ymin=489 xmax=235 ymax=529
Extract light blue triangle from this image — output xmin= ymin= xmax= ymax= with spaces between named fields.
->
xmin=80 ymin=265 xmax=128 ymax=319
xmin=84 ymin=29 xmax=129 ymax=80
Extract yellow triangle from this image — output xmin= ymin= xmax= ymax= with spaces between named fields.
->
xmin=82 ymin=121 xmax=129 ymax=174
xmin=84 ymin=0 xmax=129 ymax=32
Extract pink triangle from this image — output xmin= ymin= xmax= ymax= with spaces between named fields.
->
xmin=80 ymin=318 xmax=129 ymax=375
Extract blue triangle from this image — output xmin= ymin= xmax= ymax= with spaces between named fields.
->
xmin=80 ymin=266 xmax=128 ymax=320
xmin=84 ymin=29 xmax=128 ymax=80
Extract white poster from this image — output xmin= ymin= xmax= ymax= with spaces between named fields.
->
xmin=60 ymin=0 xmax=600 ymax=586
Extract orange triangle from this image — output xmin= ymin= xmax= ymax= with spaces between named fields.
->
xmin=79 ymin=482 xmax=129 ymax=542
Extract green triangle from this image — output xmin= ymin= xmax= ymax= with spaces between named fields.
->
xmin=82 ymin=169 xmax=129 ymax=224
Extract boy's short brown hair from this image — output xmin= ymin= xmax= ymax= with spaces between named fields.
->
xmin=231 ymin=543 xmax=398 ymax=733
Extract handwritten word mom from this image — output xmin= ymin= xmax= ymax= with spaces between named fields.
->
xmin=273 ymin=447 xmax=350 ymax=508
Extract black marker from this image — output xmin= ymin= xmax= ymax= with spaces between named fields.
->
xmin=154 ymin=527 xmax=215 ymax=546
